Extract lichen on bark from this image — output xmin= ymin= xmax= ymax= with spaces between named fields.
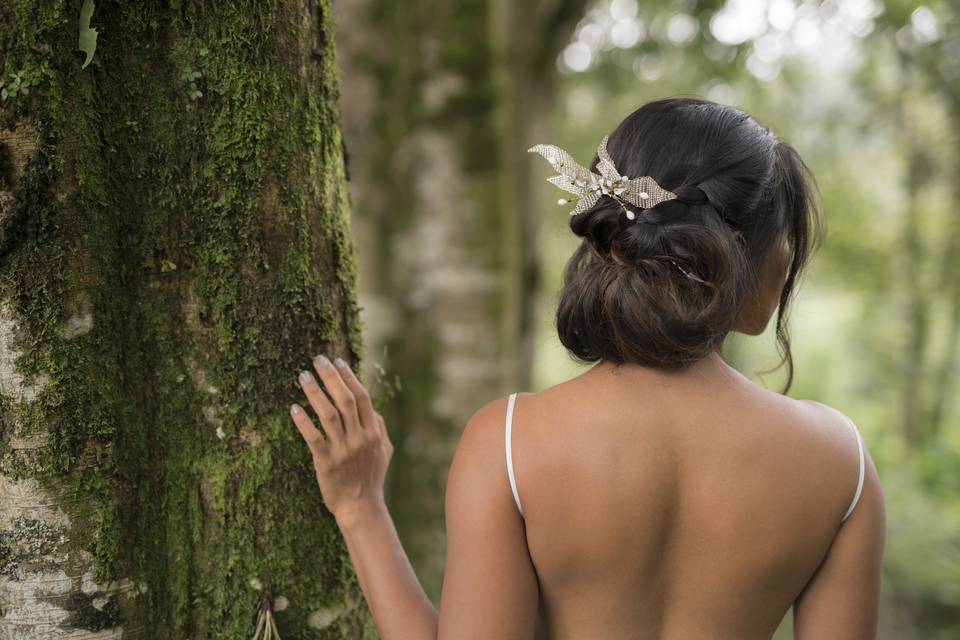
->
xmin=0 ymin=1 xmax=373 ymax=637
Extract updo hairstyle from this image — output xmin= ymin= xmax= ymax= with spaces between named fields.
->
xmin=555 ymin=98 xmax=823 ymax=392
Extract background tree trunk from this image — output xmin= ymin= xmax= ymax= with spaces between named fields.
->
xmin=335 ymin=0 xmax=585 ymax=600
xmin=0 ymin=2 xmax=373 ymax=638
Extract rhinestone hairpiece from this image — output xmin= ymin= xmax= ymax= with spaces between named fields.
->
xmin=528 ymin=136 xmax=706 ymax=284
xmin=528 ymin=135 xmax=678 ymax=220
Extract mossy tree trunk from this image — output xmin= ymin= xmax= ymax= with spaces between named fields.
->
xmin=0 ymin=1 xmax=373 ymax=638
xmin=335 ymin=0 xmax=585 ymax=600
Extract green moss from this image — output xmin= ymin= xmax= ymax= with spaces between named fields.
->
xmin=0 ymin=0 xmax=373 ymax=637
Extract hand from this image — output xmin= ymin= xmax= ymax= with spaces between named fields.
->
xmin=289 ymin=354 xmax=394 ymax=526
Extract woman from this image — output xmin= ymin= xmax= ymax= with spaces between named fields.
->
xmin=289 ymin=98 xmax=886 ymax=639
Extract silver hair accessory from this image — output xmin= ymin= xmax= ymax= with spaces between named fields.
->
xmin=529 ymin=136 xmax=707 ymax=285
xmin=528 ymin=135 xmax=678 ymax=220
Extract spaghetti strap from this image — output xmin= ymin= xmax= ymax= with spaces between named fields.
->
xmin=505 ymin=392 xmax=524 ymax=518
xmin=840 ymin=414 xmax=865 ymax=524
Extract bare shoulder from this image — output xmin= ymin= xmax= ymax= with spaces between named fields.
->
xmin=447 ymin=394 xmax=516 ymax=487
xmin=458 ymin=394 xmax=513 ymax=445
xmin=792 ymin=398 xmax=864 ymax=455
xmin=795 ymin=397 xmax=857 ymax=425
xmin=450 ymin=390 xmax=556 ymax=491
xmin=791 ymin=400 xmax=886 ymax=638
xmin=792 ymin=397 xmax=885 ymax=520
xmin=440 ymin=393 xmax=541 ymax=637
xmin=454 ymin=389 xmax=554 ymax=459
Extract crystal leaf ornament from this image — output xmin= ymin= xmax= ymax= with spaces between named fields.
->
xmin=528 ymin=135 xmax=678 ymax=220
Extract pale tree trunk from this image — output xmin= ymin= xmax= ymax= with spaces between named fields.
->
xmin=335 ymin=0 xmax=585 ymax=600
xmin=928 ymin=180 xmax=960 ymax=435
xmin=0 ymin=2 xmax=374 ymax=638
xmin=876 ymin=29 xmax=960 ymax=452
xmin=492 ymin=0 xmax=589 ymax=391
xmin=898 ymin=143 xmax=932 ymax=446
xmin=895 ymin=53 xmax=936 ymax=450
xmin=927 ymin=96 xmax=960 ymax=437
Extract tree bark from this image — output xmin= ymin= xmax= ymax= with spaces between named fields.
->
xmin=0 ymin=1 xmax=373 ymax=638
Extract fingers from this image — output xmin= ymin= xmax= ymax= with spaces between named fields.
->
xmin=291 ymin=353 xmax=381 ymax=455
xmin=289 ymin=402 xmax=327 ymax=450
xmin=298 ymin=368 xmax=345 ymax=445
xmin=376 ymin=412 xmax=393 ymax=455
xmin=311 ymin=355 xmax=363 ymax=434
xmin=332 ymin=357 xmax=378 ymax=433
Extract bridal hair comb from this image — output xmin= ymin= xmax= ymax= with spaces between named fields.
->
xmin=529 ymin=135 xmax=708 ymax=285
xmin=528 ymin=135 xmax=678 ymax=220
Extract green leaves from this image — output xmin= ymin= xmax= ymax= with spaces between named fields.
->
xmin=0 ymin=72 xmax=31 ymax=101
xmin=79 ymin=0 xmax=98 ymax=70
xmin=180 ymin=65 xmax=204 ymax=100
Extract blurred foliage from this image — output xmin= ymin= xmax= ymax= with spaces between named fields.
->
xmin=529 ymin=0 xmax=959 ymax=637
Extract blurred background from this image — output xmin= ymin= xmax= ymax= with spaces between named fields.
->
xmin=334 ymin=1 xmax=959 ymax=637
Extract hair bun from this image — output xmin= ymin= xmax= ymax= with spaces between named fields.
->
xmin=555 ymin=98 xmax=822 ymax=394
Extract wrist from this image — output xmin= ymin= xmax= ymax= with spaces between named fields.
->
xmin=334 ymin=497 xmax=388 ymax=532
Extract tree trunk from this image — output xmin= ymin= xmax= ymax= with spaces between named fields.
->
xmin=0 ymin=2 xmax=373 ymax=638
xmin=895 ymin=54 xmax=935 ymax=450
xmin=927 ymin=101 xmax=960 ymax=437
xmin=335 ymin=0 xmax=585 ymax=600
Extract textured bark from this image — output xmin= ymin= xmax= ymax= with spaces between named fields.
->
xmin=335 ymin=0 xmax=585 ymax=600
xmin=0 ymin=1 xmax=373 ymax=638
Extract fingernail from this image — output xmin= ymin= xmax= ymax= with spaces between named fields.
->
xmin=334 ymin=357 xmax=347 ymax=369
xmin=290 ymin=403 xmax=302 ymax=414
xmin=314 ymin=354 xmax=329 ymax=367
xmin=299 ymin=370 xmax=313 ymax=382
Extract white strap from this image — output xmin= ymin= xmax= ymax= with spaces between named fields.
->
xmin=505 ymin=392 xmax=524 ymax=517
xmin=840 ymin=415 xmax=865 ymax=523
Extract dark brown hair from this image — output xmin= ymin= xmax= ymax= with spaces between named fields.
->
xmin=555 ymin=98 xmax=823 ymax=393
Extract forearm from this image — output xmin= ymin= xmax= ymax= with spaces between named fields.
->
xmin=336 ymin=500 xmax=439 ymax=640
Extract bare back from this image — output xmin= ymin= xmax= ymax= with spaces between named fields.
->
xmin=505 ymin=357 xmax=883 ymax=639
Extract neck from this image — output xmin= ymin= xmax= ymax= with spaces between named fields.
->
xmin=590 ymin=343 xmax=743 ymax=389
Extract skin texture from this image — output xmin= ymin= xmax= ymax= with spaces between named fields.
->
xmin=288 ymin=242 xmax=886 ymax=640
